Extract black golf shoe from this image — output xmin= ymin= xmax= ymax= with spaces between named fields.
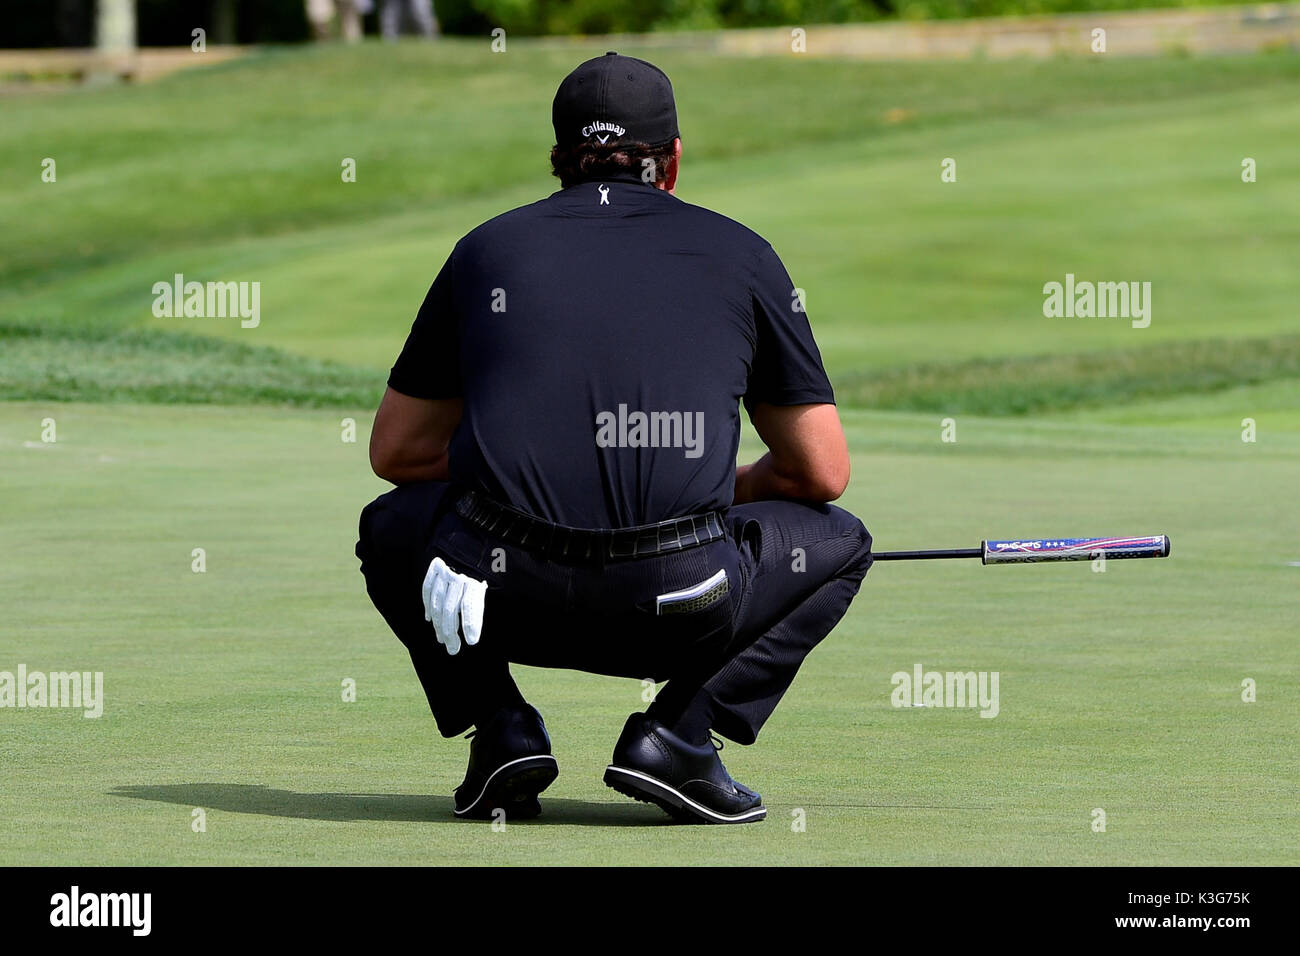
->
xmin=453 ymin=703 xmax=558 ymax=820
xmin=603 ymin=713 xmax=766 ymax=824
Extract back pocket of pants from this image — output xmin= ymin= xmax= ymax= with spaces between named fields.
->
xmin=655 ymin=568 xmax=730 ymax=616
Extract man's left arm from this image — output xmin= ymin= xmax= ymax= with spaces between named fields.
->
xmin=736 ymin=243 xmax=845 ymax=504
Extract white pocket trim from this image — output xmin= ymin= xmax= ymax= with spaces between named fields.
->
xmin=655 ymin=568 xmax=728 ymax=616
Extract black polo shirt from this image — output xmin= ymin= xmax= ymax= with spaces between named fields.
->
xmin=388 ymin=172 xmax=834 ymax=529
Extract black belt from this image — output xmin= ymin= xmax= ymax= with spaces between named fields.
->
xmin=455 ymin=490 xmax=726 ymax=562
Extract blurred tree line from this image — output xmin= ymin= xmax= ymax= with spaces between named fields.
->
xmin=1 ymin=0 xmax=1266 ymax=47
xmin=456 ymin=0 xmax=1263 ymax=33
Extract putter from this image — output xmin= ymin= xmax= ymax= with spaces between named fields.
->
xmin=873 ymin=534 xmax=1171 ymax=564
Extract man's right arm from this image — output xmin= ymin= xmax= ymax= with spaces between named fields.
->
xmin=369 ymin=387 xmax=462 ymax=485
xmin=734 ymin=402 xmax=850 ymax=505
xmin=372 ymin=248 xmax=464 ymax=484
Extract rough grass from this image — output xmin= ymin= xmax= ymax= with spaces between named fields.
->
xmin=0 ymin=322 xmax=383 ymax=408
xmin=837 ymin=334 xmax=1300 ymax=415
xmin=7 ymin=322 xmax=1298 ymax=416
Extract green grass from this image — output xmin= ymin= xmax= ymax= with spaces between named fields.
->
xmin=837 ymin=333 xmax=1300 ymax=414
xmin=1 ymin=402 xmax=1295 ymax=865
xmin=9 ymin=323 xmax=1300 ymax=418
xmin=1 ymin=38 xmax=1297 ymax=865
xmin=3 ymin=44 xmax=1296 ymax=288
xmin=2 ymin=42 xmax=1299 ymax=384
xmin=0 ymin=322 xmax=383 ymax=407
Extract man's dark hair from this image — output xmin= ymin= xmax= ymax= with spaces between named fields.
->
xmin=549 ymin=140 xmax=675 ymax=189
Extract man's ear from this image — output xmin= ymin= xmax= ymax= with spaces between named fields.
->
xmin=664 ymin=137 xmax=681 ymax=194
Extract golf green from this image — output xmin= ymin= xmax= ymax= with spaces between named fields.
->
xmin=2 ymin=402 xmax=1293 ymax=864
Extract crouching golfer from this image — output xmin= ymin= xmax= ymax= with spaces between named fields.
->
xmin=356 ymin=53 xmax=872 ymax=824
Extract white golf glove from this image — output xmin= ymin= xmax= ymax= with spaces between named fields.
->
xmin=421 ymin=557 xmax=488 ymax=656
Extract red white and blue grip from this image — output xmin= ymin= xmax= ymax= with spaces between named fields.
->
xmin=981 ymin=535 xmax=1170 ymax=564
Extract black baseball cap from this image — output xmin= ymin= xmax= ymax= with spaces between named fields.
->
xmin=552 ymin=52 xmax=679 ymax=149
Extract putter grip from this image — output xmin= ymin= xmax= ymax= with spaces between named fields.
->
xmin=982 ymin=535 xmax=1170 ymax=564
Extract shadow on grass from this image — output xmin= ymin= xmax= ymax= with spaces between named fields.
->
xmin=110 ymin=783 xmax=671 ymax=827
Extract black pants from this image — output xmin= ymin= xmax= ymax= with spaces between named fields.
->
xmin=356 ymin=482 xmax=872 ymax=744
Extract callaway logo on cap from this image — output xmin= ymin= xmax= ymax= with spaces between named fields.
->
xmin=552 ymin=52 xmax=680 ymax=149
